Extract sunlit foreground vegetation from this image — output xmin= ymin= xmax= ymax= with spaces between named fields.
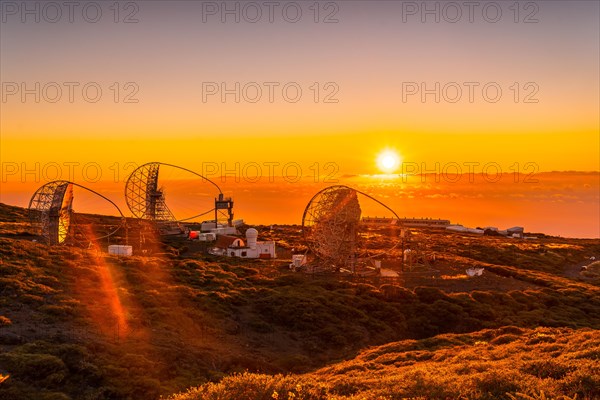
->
xmin=0 ymin=203 xmax=598 ymax=399
xmin=170 ymin=326 xmax=599 ymax=400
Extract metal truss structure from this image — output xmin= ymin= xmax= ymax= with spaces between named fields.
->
xmin=29 ymin=180 xmax=73 ymax=245
xmin=301 ymin=185 xmax=402 ymax=273
xmin=302 ymin=186 xmax=362 ymax=271
xmin=29 ymin=180 xmax=126 ymax=245
xmin=125 ymin=162 xmax=177 ymax=221
xmin=124 ymin=162 xmax=229 ymax=233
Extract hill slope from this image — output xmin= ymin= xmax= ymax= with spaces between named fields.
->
xmin=0 ymin=203 xmax=598 ymax=399
xmin=170 ymin=326 xmax=600 ymax=400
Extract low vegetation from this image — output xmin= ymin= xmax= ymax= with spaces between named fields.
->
xmin=170 ymin=327 xmax=600 ymax=400
xmin=0 ymin=203 xmax=598 ymax=399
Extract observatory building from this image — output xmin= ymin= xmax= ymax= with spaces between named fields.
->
xmin=209 ymin=228 xmax=277 ymax=259
xmin=361 ymin=217 xmax=450 ymax=228
xmin=200 ymin=219 xmax=244 ymax=235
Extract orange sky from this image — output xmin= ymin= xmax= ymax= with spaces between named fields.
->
xmin=1 ymin=1 xmax=599 ymax=237
xmin=2 ymin=1 xmax=599 ymax=172
xmin=2 ymin=171 xmax=598 ymax=238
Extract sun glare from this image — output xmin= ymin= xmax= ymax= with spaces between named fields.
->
xmin=376 ymin=150 xmax=401 ymax=174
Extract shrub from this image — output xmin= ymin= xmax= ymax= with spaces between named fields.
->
xmin=520 ymin=360 xmax=572 ymax=379
xmin=38 ymin=305 xmax=75 ymax=318
xmin=276 ymin=354 xmax=311 ymax=373
xmin=414 ymin=287 xmax=447 ymax=304
xmin=561 ymin=367 xmax=600 ymax=398
xmin=248 ymin=319 xmax=274 ymax=334
xmin=474 ymin=370 xmax=521 ymax=399
xmin=0 ymin=352 xmax=67 ymax=381
xmin=491 ymin=334 xmax=520 ymax=345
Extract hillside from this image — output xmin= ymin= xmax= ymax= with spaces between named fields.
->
xmin=0 ymin=203 xmax=599 ymax=399
xmin=170 ymin=326 xmax=600 ymax=400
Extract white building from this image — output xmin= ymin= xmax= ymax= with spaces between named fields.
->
xmin=447 ymin=224 xmax=525 ymax=238
xmin=361 ymin=217 xmax=450 ymax=228
xmin=108 ymin=245 xmax=133 ymax=256
xmin=211 ymin=226 xmax=239 ymax=235
xmin=201 ymin=220 xmax=242 ymax=234
xmin=209 ymin=228 xmax=276 ymax=259
xmin=446 ymin=224 xmax=484 ymax=235
xmin=200 ymin=220 xmax=218 ymax=232
xmin=506 ymin=226 xmax=524 ymax=238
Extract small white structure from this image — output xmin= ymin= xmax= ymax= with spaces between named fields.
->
xmin=201 ymin=220 xmax=240 ymax=234
xmin=446 ymin=225 xmax=484 ymax=235
xmin=447 ymin=224 xmax=525 ymax=237
xmin=289 ymin=254 xmax=307 ymax=269
xmin=201 ymin=221 xmax=218 ymax=232
xmin=209 ymin=228 xmax=276 ymax=259
xmin=108 ymin=245 xmax=132 ymax=256
xmin=211 ymin=226 xmax=239 ymax=235
xmin=466 ymin=267 xmax=484 ymax=277
xmin=200 ymin=232 xmax=217 ymax=241
xmin=506 ymin=226 xmax=524 ymax=238
xmin=200 ymin=219 xmax=244 ymax=235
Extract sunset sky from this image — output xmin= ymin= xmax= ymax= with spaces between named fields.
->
xmin=1 ymin=1 xmax=599 ymax=236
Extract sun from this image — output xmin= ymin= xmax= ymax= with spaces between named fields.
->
xmin=376 ymin=149 xmax=401 ymax=174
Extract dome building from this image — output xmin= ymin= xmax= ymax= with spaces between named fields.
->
xmin=208 ymin=228 xmax=276 ymax=259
